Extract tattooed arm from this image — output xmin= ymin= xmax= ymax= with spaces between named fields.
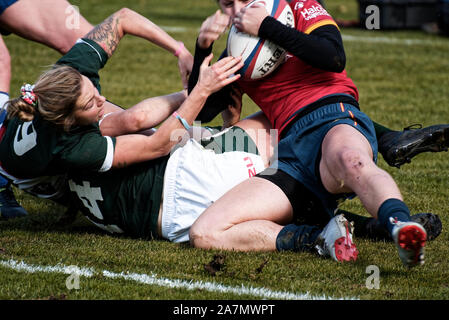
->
xmin=85 ymin=8 xmax=193 ymax=87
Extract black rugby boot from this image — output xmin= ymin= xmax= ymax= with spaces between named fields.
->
xmin=378 ymin=124 xmax=449 ymax=168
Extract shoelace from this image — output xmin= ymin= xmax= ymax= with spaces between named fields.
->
xmin=344 ymin=220 xmax=351 ymax=248
xmin=403 ymin=124 xmax=423 ymax=131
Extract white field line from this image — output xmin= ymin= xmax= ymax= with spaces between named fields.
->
xmin=160 ymin=26 xmax=193 ymax=33
xmin=0 ymin=259 xmax=357 ymax=300
xmin=160 ymin=24 xmax=449 ymax=47
xmin=342 ymin=34 xmax=449 ymax=46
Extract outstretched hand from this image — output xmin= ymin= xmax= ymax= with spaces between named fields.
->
xmin=197 ymin=54 xmax=243 ymax=95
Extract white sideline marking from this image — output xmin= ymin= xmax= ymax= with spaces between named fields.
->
xmin=342 ymin=34 xmax=449 ymax=46
xmin=0 ymin=259 xmax=357 ymax=300
xmin=160 ymin=24 xmax=448 ymax=47
xmin=160 ymin=26 xmax=192 ymax=33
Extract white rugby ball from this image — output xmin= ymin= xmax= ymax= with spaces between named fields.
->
xmin=227 ymin=0 xmax=295 ymax=80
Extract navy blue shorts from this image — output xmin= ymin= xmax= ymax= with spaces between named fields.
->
xmin=0 ymin=91 xmax=7 ymax=124
xmin=0 ymin=109 xmax=5 ymax=125
xmin=0 ymin=0 xmax=16 ymax=15
xmin=268 ymin=103 xmax=378 ymax=218
xmin=0 ymin=0 xmax=17 ymax=35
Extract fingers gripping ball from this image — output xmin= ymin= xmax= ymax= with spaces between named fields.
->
xmin=226 ymin=0 xmax=295 ymax=80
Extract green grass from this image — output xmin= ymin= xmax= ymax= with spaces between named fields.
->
xmin=1 ymin=0 xmax=449 ymax=301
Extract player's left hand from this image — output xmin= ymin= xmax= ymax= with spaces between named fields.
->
xmin=233 ymin=4 xmax=269 ymax=36
xmin=197 ymin=54 xmax=243 ymax=95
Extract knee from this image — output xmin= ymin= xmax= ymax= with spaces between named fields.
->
xmin=189 ymin=223 xmax=216 ymax=249
xmin=337 ymin=148 xmax=372 ymax=178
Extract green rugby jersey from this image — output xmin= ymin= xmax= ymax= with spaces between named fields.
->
xmin=68 ymin=156 xmax=168 ymax=239
xmin=68 ymin=127 xmax=259 ymax=240
xmin=0 ymin=38 xmax=115 ymax=179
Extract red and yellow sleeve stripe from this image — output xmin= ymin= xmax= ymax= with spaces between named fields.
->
xmin=303 ymin=19 xmax=339 ymax=34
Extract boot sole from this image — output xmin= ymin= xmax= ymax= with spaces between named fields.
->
xmin=397 ymin=225 xmax=427 ymax=266
xmin=334 ymin=221 xmax=359 ymax=262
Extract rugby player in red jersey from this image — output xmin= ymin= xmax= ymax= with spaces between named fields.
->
xmin=188 ymin=0 xmax=437 ymax=267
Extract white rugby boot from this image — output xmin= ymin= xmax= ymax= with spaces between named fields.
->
xmin=315 ymin=214 xmax=358 ymax=262
xmin=391 ymin=219 xmax=427 ymax=267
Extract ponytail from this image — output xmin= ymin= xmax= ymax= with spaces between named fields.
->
xmin=5 ymin=97 xmax=36 ymax=122
xmin=6 ymin=65 xmax=83 ymax=131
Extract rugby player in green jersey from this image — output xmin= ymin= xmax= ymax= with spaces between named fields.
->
xmin=0 ymin=0 xmax=96 ymax=219
xmin=0 ymin=8 xmax=197 ymax=189
xmin=0 ymin=8 xmax=242 ymax=207
xmin=0 ymin=7 xmax=272 ymax=249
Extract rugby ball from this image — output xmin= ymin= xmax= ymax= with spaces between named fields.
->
xmin=227 ymin=0 xmax=295 ymax=80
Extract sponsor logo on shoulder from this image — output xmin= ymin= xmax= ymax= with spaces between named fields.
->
xmin=299 ymin=3 xmax=330 ymax=21
xmin=294 ymin=1 xmax=305 ymax=10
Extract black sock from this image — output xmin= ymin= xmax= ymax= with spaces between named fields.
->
xmin=276 ymin=224 xmax=322 ymax=252
xmin=377 ymin=198 xmax=411 ymax=235
xmin=336 ymin=209 xmax=371 ymax=238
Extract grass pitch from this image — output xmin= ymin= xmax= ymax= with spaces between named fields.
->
xmin=1 ymin=0 xmax=449 ymax=302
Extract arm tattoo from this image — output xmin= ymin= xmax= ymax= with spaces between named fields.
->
xmin=85 ymin=14 xmax=121 ymax=57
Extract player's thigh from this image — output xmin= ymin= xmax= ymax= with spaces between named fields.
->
xmin=193 ymin=176 xmax=293 ymax=232
xmin=0 ymin=0 xmax=92 ymax=52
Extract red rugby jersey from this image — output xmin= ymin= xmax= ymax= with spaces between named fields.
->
xmin=237 ymin=0 xmax=359 ymax=133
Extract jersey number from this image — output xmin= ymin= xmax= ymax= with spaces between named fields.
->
xmin=13 ymin=121 xmax=37 ymax=156
xmin=68 ymin=180 xmax=123 ymax=234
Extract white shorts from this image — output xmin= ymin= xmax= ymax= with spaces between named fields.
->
xmin=161 ymin=139 xmax=265 ymax=243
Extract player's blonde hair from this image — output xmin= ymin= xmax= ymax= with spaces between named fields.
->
xmin=5 ymin=65 xmax=83 ymax=132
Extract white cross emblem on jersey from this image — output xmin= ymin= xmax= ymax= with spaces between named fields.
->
xmin=68 ymin=180 xmax=104 ymax=220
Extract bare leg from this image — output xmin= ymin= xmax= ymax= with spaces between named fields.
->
xmin=0 ymin=36 xmax=11 ymax=93
xmin=190 ymin=177 xmax=293 ymax=251
xmin=0 ymin=0 xmax=93 ymax=54
xmin=234 ymin=111 xmax=276 ymax=167
xmin=319 ymin=124 xmax=403 ymax=218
